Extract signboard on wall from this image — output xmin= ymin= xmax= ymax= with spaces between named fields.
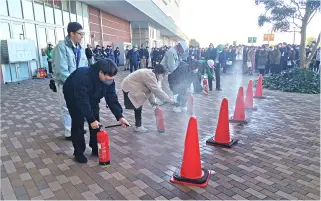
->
xmin=6 ymin=39 xmax=37 ymax=63
xmin=264 ymin=34 xmax=274 ymax=41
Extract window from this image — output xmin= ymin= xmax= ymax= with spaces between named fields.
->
xmin=8 ymin=0 xmax=23 ymax=18
xmin=56 ymin=28 xmax=64 ymax=42
xmin=34 ymin=1 xmax=45 ymax=22
xmin=62 ymin=0 xmax=70 ymax=26
xmin=22 ymin=0 xmax=34 ymax=20
xmin=175 ymin=0 xmax=180 ymax=7
xmin=54 ymin=0 xmax=62 ymax=25
xmin=37 ymin=26 xmax=46 ymax=66
xmin=84 ymin=32 xmax=90 ymax=46
xmin=45 ymin=0 xmax=54 ymax=24
xmin=12 ymin=24 xmax=24 ymax=39
xmin=76 ymin=2 xmax=83 ymax=26
xmin=82 ymin=3 xmax=89 ymax=30
xmin=0 ymin=22 xmax=10 ymax=39
xmin=47 ymin=28 xmax=55 ymax=45
xmin=25 ymin=23 xmax=37 ymax=46
xmin=0 ymin=0 xmax=8 ymax=16
xmin=37 ymin=27 xmax=47 ymax=49
xmin=70 ymin=0 xmax=76 ymax=22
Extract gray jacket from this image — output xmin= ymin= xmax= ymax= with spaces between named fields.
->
xmin=52 ymin=36 xmax=88 ymax=85
xmin=160 ymin=47 xmax=179 ymax=73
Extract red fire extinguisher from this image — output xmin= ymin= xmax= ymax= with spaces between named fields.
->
xmin=97 ymin=125 xmax=110 ymax=166
xmin=187 ymin=95 xmax=194 ymax=114
xmin=154 ymin=107 xmax=165 ymax=133
xmin=203 ymin=79 xmax=209 ymax=95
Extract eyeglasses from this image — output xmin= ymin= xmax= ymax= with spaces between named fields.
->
xmin=75 ymin=32 xmax=85 ymax=36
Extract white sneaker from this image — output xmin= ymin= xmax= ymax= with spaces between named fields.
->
xmin=134 ymin=126 xmax=149 ymax=133
xmin=173 ymin=106 xmax=181 ymax=113
xmin=181 ymin=107 xmax=187 ymax=112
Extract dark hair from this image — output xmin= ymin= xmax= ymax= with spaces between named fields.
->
xmin=92 ymin=59 xmax=118 ymax=76
xmin=153 ymin=64 xmax=166 ymax=75
xmin=67 ymin=22 xmax=83 ymax=35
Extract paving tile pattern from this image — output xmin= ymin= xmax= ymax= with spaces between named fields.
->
xmin=1 ymin=72 xmax=320 ymax=200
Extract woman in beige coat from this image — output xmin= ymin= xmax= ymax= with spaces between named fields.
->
xmin=121 ymin=64 xmax=174 ymax=132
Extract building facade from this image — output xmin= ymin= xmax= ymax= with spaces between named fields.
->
xmin=0 ymin=0 xmax=187 ymax=84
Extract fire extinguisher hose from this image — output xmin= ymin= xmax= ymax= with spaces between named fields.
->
xmin=105 ymin=123 xmax=130 ymax=129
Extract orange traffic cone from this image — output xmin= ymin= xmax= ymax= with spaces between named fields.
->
xmin=203 ymin=79 xmax=209 ymax=95
xmin=244 ymin=80 xmax=257 ymax=111
xmin=206 ymin=98 xmax=238 ymax=147
xmin=229 ymin=87 xmax=248 ymax=124
xmin=254 ymin=74 xmax=266 ymax=99
xmin=170 ymin=116 xmax=211 ymax=187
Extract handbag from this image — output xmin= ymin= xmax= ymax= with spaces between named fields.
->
xmin=226 ymin=60 xmax=232 ymax=65
xmin=247 ymin=61 xmax=252 ymax=68
xmin=49 ymin=79 xmax=57 ymax=92
xmin=287 ymin=60 xmax=292 ymax=66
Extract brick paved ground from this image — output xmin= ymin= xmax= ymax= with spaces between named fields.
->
xmin=1 ymin=71 xmax=320 ymax=200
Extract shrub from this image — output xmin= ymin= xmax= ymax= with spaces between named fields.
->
xmin=258 ymin=68 xmax=320 ymax=94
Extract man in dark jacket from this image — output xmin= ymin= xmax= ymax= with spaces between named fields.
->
xmin=85 ymin=44 xmax=94 ymax=65
xmin=63 ymin=59 xmax=129 ymax=163
xmin=205 ymin=43 xmax=217 ymax=61
xmin=114 ymin=47 xmax=120 ymax=67
xmin=128 ymin=44 xmax=140 ymax=73
xmin=139 ymin=45 xmax=149 ymax=68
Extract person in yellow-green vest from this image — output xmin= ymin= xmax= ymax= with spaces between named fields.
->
xmin=46 ymin=43 xmax=54 ymax=75
xmin=198 ymin=59 xmax=215 ymax=91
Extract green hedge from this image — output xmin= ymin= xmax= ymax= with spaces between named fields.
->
xmin=258 ymin=68 xmax=320 ymax=94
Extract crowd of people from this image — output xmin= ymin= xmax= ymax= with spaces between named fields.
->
xmin=189 ymin=42 xmax=320 ymax=75
xmin=50 ymin=21 xmax=319 ymax=163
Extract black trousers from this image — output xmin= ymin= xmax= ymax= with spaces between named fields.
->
xmin=130 ymin=63 xmax=139 ymax=73
xmin=152 ymin=59 xmax=156 ymax=67
xmin=48 ymin=61 xmax=53 ymax=74
xmin=215 ymin=64 xmax=221 ymax=90
xmin=270 ymin=64 xmax=281 ymax=74
xmin=258 ymin=69 xmax=265 ymax=75
xmin=123 ymin=91 xmax=142 ymax=127
xmin=192 ymin=74 xmax=203 ymax=93
xmin=222 ymin=63 xmax=227 ymax=74
xmin=65 ymin=95 xmax=99 ymax=156
xmin=115 ymin=57 xmax=119 ymax=66
xmin=314 ymin=61 xmax=320 ymax=72
xmin=208 ymin=77 xmax=213 ymax=91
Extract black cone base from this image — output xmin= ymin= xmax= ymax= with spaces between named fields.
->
xmin=206 ymin=137 xmax=238 ymax=148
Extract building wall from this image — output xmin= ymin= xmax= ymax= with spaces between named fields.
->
xmin=88 ymin=6 xmax=131 ymax=47
xmin=152 ymin=0 xmax=181 ymax=27
xmin=88 ymin=6 xmax=102 ymax=46
xmin=0 ymin=0 xmax=91 ymax=83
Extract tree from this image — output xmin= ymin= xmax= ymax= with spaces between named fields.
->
xmin=189 ymin=39 xmax=200 ymax=47
xmin=306 ymin=36 xmax=316 ymax=45
xmin=256 ymin=0 xmax=320 ymax=68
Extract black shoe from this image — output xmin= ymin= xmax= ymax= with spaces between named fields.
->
xmin=65 ymin=136 xmax=72 ymax=141
xmin=92 ymin=149 xmax=98 ymax=157
xmin=216 ymin=88 xmax=222 ymax=91
xmin=75 ymin=154 xmax=88 ymax=163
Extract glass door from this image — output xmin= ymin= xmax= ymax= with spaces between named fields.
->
xmin=36 ymin=25 xmax=48 ymax=68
